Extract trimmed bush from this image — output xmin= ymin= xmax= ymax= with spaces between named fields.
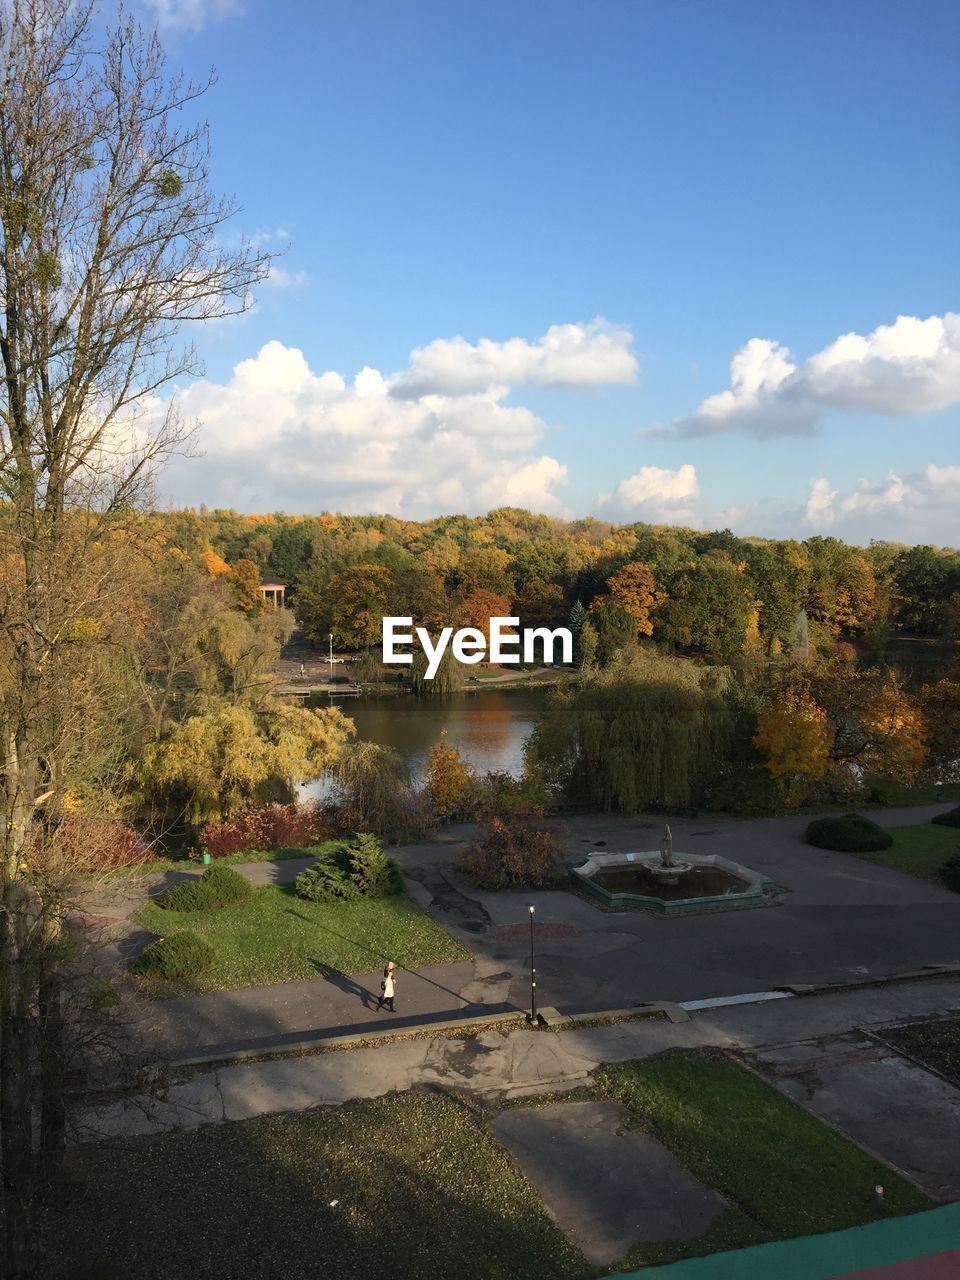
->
xmin=156 ymin=864 xmax=252 ymax=912
xmin=940 ymin=853 xmax=960 ymax=892
xmin=932 ymin=806 xmax=960 ymax=829
xmin=131 ymin=931 xmax=214 ymax=979
xmin=295 ymin=833 xmax=403 ymax=905
xmin=805 ymin=813 xmax=893 ymax=853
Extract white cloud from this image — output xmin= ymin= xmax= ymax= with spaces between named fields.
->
xmin=677 ymin=313 xmax=960 ymax=437
xmin=389 ymin=319 xmax=637 ymax=398
xmin=803 ymin=464 xmax=960 ymax=535
xmin=596 ymin=463 xmax=700 ymax=523
xmin=160 ymin=337 xmax=582 ymax=516
xmin=263 ymin=265 xmax=308 ymax=290
xmin=143 ymin=0 xmax=243 ymax=31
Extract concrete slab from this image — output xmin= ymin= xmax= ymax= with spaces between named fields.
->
xmin=754 ymin=1032 xmax=960 ymax=1199
xmin=216 ymin=1038 xmax=431 ymax=1121
xmin=490 ymin=1099 xmax=725 ymax=1266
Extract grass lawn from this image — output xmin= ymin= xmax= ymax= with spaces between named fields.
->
xmin=44 ymin=1093 xmax=585 ymax=1280
xmin=884 ymin=1017 xmax=960 ymax=1085
xmin=136 ymin=882 xmax=469 ymax=993
xmin=849 ymin=821 xmax=960 ymax=884
xmin=593 ymin=1052 xmax=930 ymax=1270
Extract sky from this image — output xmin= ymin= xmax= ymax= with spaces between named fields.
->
xmin=138 ymin=0 xmax=959 ymax=545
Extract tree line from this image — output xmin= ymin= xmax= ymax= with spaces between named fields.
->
xmin=166 ymin=506 xmax=960 ymax=662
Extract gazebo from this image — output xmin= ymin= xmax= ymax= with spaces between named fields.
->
xmin=259 ymin=577 xmax=286 ymax=608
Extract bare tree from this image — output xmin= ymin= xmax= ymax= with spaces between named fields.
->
xmin=0 ymin=3 xmax=269 ymax=1273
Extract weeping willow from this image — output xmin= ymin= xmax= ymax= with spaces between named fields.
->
xmin=411 ymin=646 xmax=467 ymax=696
xmin=526 ymin=650 xmax=733 ymax=811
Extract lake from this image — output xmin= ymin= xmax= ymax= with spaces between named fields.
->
xmin=301 ymin=687 xmax=549 ymax=798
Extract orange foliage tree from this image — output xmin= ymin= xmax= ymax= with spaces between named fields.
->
xmin=425 ymin=730 xmax=476 ymax=819
xmin=590 ymin=561 xmax=662 ymax=636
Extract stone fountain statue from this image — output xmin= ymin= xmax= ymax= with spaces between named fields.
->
xmin=659 ymin=823 xmax=673 ymax=868
xmin=648 ymin=821 xmax=689 ymax=884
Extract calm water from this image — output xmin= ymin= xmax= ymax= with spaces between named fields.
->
xmin=301 ymin=687 xmax=548 ymax=798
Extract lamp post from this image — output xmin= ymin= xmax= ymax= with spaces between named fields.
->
xmin=328 ymin=633 xmax=333 ymax=682
xmin=528 ymin=904 xmax=538 ymax=1026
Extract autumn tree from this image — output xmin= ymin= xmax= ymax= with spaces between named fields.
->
xmin=140 ymin=701 xmax=353 ymax=832
xmin=590 ymin=561 xmax=662 ymax=636
xmin=425 ymin=730 xmax=477 ymax=819
xmin=919 ymin=678 xmax=960 ymax=775
xmin=754 ymin=690 xmax=834 ymax=801
xmin=0 ymin=4 xmax=267 ymax=1270
xmin=455 ymin=589 xmax=514 ymax=646
xmin=229 ymin=557 xmax=267 ymax=613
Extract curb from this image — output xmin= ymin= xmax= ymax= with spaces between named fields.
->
xmin=162 ymin=965 xmax=960 ymax=1072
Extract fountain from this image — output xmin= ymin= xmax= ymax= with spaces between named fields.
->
xmin=571 ymin=824 xmax=776 ymax=916
xmin=647 ymin=823 xmax=692 ymax=885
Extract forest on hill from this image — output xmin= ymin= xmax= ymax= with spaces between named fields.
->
xmin=164 ymin=506 xmax=960 ymax=662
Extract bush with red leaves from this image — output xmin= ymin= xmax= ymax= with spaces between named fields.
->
xmin=199 ymin=802 xmax=336 ymax=859
xmin=458 ymin=806 xmax=565 ymax=890
xmin=33 ymin=814 xmax=152 ymax=871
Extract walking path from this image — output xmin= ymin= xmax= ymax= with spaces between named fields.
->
xmin=115 ymin=800 xmax=960 ymax=1063
xmin=77 ymin=974 xmax=960 ymax=1145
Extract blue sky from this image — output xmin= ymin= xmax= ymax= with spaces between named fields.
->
xmin=144 ymin=0 xmax=959 ymax=545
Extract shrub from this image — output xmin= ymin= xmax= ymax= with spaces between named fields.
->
xmin=295 ymin=860 xmax=359 ymax=904
xmin=156 ymin=864 xmax=252 ymax=912
xmin=131 ymin=931 xmax=214 ymax=979
xmin=805 ymin=813 xmax=893 ymax=853
xmin=940 ymin=853 xmax=960 ymax=892
xmin=32 ymin=813 xmax=151 ymax=871
xmin=295 ymin=833 xmax=403 ymax=904
xmin=200 ymin=802 xmax=335 ymax=859
xmin=932 ymin=806 xmax=960 ymax=829
xmin=459 ymin=809 xmax=564 ymax=890
xmin=348 ymin=831 xmax=403 ymax=897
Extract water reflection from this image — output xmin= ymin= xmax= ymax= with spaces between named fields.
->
xmin=300 ymin=687 xmax=548 ymax=799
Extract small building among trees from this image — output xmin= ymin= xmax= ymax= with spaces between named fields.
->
xmin=259 ymin=578 xmax=286 ymax=608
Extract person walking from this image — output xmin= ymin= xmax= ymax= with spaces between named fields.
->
xmin=377 ymin=961 xmax=397 ymax=1013
xmin=299 ymin=661 xmax=305 ymax=678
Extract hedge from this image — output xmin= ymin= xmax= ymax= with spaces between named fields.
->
xmin=156 ymin=864 xmax=252 ymax=912
xmin=805 ymin=813 xmax=893 ymax=853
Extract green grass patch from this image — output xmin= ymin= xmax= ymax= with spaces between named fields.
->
xmin=136 ymin=882 xmax=469 ymax=993
xmin=596 ymin=1052 xmax=929 ymax=1268
xmin=45 ymin=1093 xmax=585 ymax=1280
xmin=846 ymin=822 xmax=960 ymax=884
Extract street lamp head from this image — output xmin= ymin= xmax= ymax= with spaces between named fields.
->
xmin=528 ymin=904 xmax=535 ymax=916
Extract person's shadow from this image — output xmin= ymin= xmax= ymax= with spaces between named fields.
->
xmin=311 ymin=959 xmax=377 ymax=1010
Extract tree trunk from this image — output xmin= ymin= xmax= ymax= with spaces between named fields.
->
xmin=38 ymin=901 xmax=66 ymax=1190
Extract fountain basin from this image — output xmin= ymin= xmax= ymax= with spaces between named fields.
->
xmin=571 ymin=850 xmax=775 ymax=916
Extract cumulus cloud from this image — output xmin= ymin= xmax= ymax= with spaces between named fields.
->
xmin=595 ymin=463 xmax=700 ymax=524
xmin=389 ymin=319 xmax=637 ymax=398
xmin=142 ymin=0 xmax=243 ymax=30
xmin=159 ymin=337 xmax=586 ymax=515
xmin=803 ymin=464 xmax=960 ymax=534
xmin=676 ymin=313 xmax=960 ymax=437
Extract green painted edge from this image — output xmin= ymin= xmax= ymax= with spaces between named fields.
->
xmin=570 ymin=869 xmax=776 ymax=916
xmin=615 ymin=1204 xmax=960 ymax=1279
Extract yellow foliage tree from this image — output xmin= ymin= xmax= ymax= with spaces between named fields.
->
xmin=754 ymin=690 xmax=834 ymax=801
xmin=425 ymin=730 xmax=476 ymax=819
